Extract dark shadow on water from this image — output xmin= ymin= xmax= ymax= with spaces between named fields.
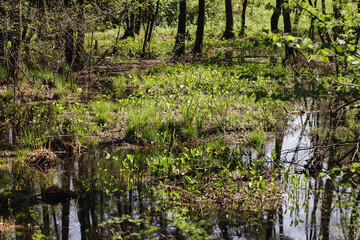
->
xmin=1 ymin=108 xmax=360 ymax=239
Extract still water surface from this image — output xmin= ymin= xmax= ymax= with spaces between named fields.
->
xmin=0 ymin=113 xmax=357 ymax=239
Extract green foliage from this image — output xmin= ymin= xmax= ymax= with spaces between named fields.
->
xmin=2 ymin=0 xmax=360 ymax=238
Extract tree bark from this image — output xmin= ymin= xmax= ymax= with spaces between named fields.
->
xmin=141 ymin=0 xmax=160 ymax=57
xmin=223 ymin=0 xmax=234 ymax=39
xmin=240 ymin=0 xmax=248 ymax=36
xmin=73 ymin=0 xmax=86 ymax=71
xmin=193 ymin=0 xmax=205 ymax=53
xmin=270 ymin=0 xmax=282 ymax=33
xmin=318 ymin=0 xmax=331 ymax=43
xmin=174 ymin=0 xmax=186 ymax=56
xmin=122 ymin=0 xmax=136 ymax=38
xmin=64 ymin=0 xmax=74 ymax=66
xmin=282 ymin=0 xmax=294 ymax=60
xmin=308 ymin=0 xmax=315 ymax=39
xmin=135 ymin=0 xmax=143 ymax=35
xmin=9 ymin=0 xmax=23 ymax=91
xmin=0 ymin=4 xmax=6 ymax=57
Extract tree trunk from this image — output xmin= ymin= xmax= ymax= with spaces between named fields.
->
xmin=64 ymin=0 xmax=74 ymax=66
xmin=282 ymin=0 xmax=294 ymax=60
xmin=174 ymin=0 xmax=186 ymax=57
xmin=319 ymin=0 xmax=331 ymax=43
xmin=0 ymin=5 xmax=5 ymax=57
xmin=270 ymin=0 xmax=282 ymax=33
xmin=141 ymin=1 xmax=152 ymax=57
xmin=355 ymin=1 xmax=360 ymax=50
xmin=308 ymin=0 xmax=316 ymax=40
xmin=193 ymin=0 xmax=205 ymax=53
xmin=223 ymin=0 xmax=234 ymax=39
xmin=135 ymin=0 xmax=143 ymax=35
xmin=240 ymin=0 xmax=248 ymax=36
xmin=122 ymin=0 xmax=136 ymax=39
xmin=333 ymin=0 xmax=341 ymax=19
xmin=9 ymin=0 xmax=23 ymax=92
xmin=73 ymin=0 xmax=86 ymax=71
xmin=141 ymin=0 xmax=160 ymax=57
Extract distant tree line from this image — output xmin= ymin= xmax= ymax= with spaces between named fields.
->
xmin=1 ymin=0 xmax=359 ymax=87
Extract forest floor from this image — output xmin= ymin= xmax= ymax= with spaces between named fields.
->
xmin=1 ymin=31 xmax=359 ymax=239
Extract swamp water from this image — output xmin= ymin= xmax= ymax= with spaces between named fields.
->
xmin=0 ymin=107 xmax=359 ymax=239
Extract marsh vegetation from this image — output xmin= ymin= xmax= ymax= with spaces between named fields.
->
xmin=1 ymin=0 xmax=360 ymax=239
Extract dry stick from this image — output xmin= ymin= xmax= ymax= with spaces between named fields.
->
xmin=115 ymin=20 xmax=122 ymax=44
xmin=51 ymin=206 xmax=60 ymax=240
xmin=17 ymin=65 xmax=32 ymax=84
xmin=332 ymin=97 xmax=360 ymax=115
xmin=161 ymin=184 xmax=195 ymax=198
xmin=69 ymin=30 xmax=78 ymax=88
xmin=112 ymin=21 xmax=122 ymax=55
xmin=208 ymin=97 xmax=226 ymax=135
xmin=259 ymin=86 xmax=289 ymax=113
xmin=351 ymin=142 xmax=360 ymax=162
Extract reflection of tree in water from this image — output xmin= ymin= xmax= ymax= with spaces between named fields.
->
xmin=3 ymin=103 xmax=360 ymax=239
xmin=283 ymin=103 xmax=360 ymax=239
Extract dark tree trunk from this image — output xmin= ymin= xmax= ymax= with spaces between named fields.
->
xmin=355 ymin=1 xmax=360 ymax=50
xmin=9 ymin=0 xmax=23 ymax=91
xmin=23 ymin=27 xmax=35 ymax=68
xmin=141 ymin=0 xmax=160 ymax=57
xmin=135 ymin=0 xmax=143 ymax=35
xmin=333 ymin=0 xmax=341 ymax=19
xmin=63 ymin=0 xmax=86 ymax=71
xmin=0 ymin=31 xmax=4 ymax=58
xmin=282 ymin=0 xmax=294 ymax=60
xmin=147 ymin=0 xmax=160 ymax=44
xmin=61 ymin=160 xmax=71 ymax=240
xmin=270 ymin=0 xmax=282 ymax=33
xmin=308 ymin=0 xmax=316 ymax=40
xmin=64 ymin=0 xmax=74 ymax=66
xmin=240 ymin=0 xmax=248 ymax=36
xmin=64 ymin=26 xmax=74 ymax=66
xmin=223 ymin=0 xmax=234 ymax=39
xmin=318 ymin=0 xmax=331 ymax=43
xmin=320 ymin=162 xmax=335 ymax=239
xmin=282 ymin=1 xmax=291 ymax=34
xmin=0 ymin=5 xmax=6 ymax=57
xmin=349 ymin=191 xmax=360 ymax=239
xmin=126 ymin=14 xmax=136 ymax=38
xmin=142 ymin=2 xmax=152 ymax=56
xmin=193 ymin=0 xmax=205 ymax=53
xmin=73 ymin=0 xmax=86 ymax=71
xmin=174 ymin=0 xmax=186 ymax=56
xmin=122 ymin=0 xmax=136 ymax=39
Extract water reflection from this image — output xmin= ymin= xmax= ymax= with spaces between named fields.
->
xmin=1 ymin=109 xmax=360 ymax=239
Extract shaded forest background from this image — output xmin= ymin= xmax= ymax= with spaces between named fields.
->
xmin=2 ymin=0 xmax=359 ymax=97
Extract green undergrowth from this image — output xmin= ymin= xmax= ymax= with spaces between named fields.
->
xmin=96 ymin=142 xmax=284 ymax=238
xmin=0 ymin=61 xmax=294 ymax=152
xmin=111 ymin=63 xmax=291 ymax=146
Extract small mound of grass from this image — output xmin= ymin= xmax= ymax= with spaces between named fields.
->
xmin=24 ymin=149 xmax=59 ymax=173
xmin=0 ymin=221 xmax=15 ymax=235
